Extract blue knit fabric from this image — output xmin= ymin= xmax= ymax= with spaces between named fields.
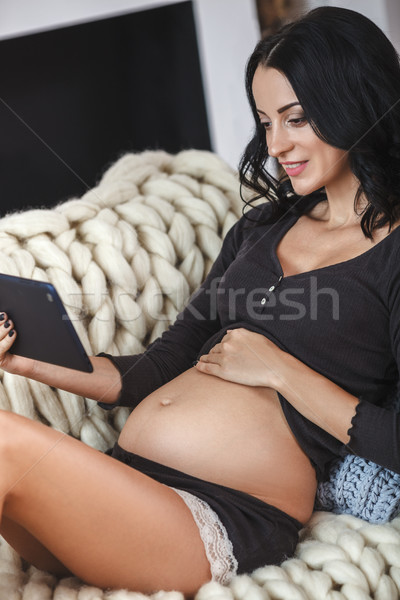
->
xmin=315 ymin=387 xmax=400 ymax=523
xmin=315 ymin=455 xmax=400 ymax=523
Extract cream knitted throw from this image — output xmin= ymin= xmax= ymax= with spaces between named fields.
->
xmin=0 ymin=150 xmax=399 ymax=600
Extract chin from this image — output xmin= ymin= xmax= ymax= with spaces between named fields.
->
xmin=290 ymin=180 xmax=320 ymax=196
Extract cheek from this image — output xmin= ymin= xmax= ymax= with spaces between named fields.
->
xmin=319 ymin=146 xmax=347 ymax=168
xmin=311 ymin=152 xmax=334 ymax=179
xmin=325 ymin=151 xmax=349 ymax=177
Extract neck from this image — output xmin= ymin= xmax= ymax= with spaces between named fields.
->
xmin=320 ymin=175 xmax=363 ymax=229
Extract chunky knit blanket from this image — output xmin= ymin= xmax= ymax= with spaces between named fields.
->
xmin=0 ymin=150 xmax=400 ymax=600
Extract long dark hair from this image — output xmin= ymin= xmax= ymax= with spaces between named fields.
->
xmin=239 ymin=7 xmax=400 ymax=237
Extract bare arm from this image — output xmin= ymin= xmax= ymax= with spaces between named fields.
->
xmin=0 ymin=314 xmax=121 ymax=405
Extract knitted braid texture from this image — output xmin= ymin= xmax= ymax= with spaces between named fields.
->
xmin=0 ymin=149 xmax=242 ymax=451
xmin=0 ymin=150 xmax=400 ymax=599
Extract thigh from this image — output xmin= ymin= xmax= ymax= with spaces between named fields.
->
xmin=0 ymin=412 xmax=211 ymax=595
xmin=0 ymin=517 xmax=72 ymax=577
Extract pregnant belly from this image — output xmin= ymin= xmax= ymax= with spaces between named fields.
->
xmin=118 ymin=368 xmax=317 ymax=523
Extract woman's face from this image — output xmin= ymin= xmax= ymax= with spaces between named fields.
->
xmin=252 ymin=66 xmax=355 ymax=197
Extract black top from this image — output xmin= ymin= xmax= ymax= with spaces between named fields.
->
xmin=100 ymin=200 xmax=400 ymax=480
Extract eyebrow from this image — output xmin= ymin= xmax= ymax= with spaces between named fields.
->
xmin=256 ymin=102 xmax=301 ymax=115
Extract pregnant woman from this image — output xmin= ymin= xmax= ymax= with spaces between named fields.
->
xmin=0 ymin=6 xmax=399 ymax=597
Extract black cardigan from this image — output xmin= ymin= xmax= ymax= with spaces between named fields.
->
xmin=100 ymin=200 xmax=400 ymax=480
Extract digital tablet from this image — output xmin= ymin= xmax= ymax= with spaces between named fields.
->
xmin=0 ymin=273 xmax=93 ymax=372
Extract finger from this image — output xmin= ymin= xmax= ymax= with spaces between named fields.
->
xmin=195 ymin=359 xmax=223 ymax=377
xmin=0 ymin=317 xmax=14 ymax=340
xmin=3 ymin=318 xmax=13 ymax=330
xmin=0 ymin=325 xmax=16 ymax=353
xmin=198 ymin=353 xmax=222 ymax=365
xmin=208 ymin=343 xmax=222 ymax=354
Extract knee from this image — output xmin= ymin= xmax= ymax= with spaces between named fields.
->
xmin=0 ymin=410 xmax=43 ymax=456
xmin=0 ymin=411 xmax=25 ymax=450
xmin=0 ymin=412 xmax=33 ymax=487
xmin=0 ymin=411 xmax=64 ymax=497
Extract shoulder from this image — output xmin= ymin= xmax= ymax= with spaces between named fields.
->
xmin=227 ymin=201 xmax=272 ymax=236
xmin=242 ymin=200 xmax=274 ymax=224
xmin=218 ymin=202 xmax=273 ymax=258
xmin=384 ymin=225 xmax=400 ymax=307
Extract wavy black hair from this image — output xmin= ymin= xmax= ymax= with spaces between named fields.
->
xmin=239 ymin=6 xmax=400 ymax=237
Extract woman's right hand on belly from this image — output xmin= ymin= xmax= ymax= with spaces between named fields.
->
xmin=196 ymin=328 xmax=287 ymax=388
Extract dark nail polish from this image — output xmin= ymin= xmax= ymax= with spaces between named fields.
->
xmin=8 ymin=330 xmax=14 ymax=337
xmin=0 ymin=314 xmax=4 ymax=321
xmin=4 ymin=321 xmax=10 ymax=328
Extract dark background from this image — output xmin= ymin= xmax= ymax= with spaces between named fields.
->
xmin=0 ymin=1 xmax=211 ymax=215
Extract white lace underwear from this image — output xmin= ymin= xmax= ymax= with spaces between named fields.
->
xmin=172 ymin=487 xmax=238 ymax=585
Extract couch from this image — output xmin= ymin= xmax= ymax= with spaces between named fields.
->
xmin=0 ymin=150 xmax=399 ymax=600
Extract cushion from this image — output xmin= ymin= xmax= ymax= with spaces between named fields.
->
xmin=0 ymin=150 xmax=399 ymax=599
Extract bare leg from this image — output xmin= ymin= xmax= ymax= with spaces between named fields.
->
xmin=0 ymin=517 xmax=71 ymax=576
xmin=0 ymin=411 xmax=211 ymax=595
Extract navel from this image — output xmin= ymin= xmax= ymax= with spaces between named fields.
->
xmin=160 ymin=398 xmax=172 ymax=407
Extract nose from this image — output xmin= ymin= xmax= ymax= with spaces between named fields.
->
xmin=267 ymin=126 xmax=294 ymax=158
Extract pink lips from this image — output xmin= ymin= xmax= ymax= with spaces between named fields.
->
xmin=281 ymin=161 xmax=308 ymax=176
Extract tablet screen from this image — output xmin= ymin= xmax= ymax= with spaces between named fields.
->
xmin=0 ymin=274 xmax=93 ymax=372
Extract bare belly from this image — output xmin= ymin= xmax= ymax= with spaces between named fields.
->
xmin=118 ymin=368 xmax=317 ymax=523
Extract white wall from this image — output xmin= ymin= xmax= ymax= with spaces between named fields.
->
xmin=193 ymin=0 xmax=260 ymax=169
xmin=385 ymin=0 xmax=400 ymax=54
xmin=0 ymin=0 xmax=260 ymax=170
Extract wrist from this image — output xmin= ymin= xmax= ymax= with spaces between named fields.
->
xmin=3 ymin=354 xmax=36 ymax=378
xmin=271 ymin=351 xmax=299 ymax=394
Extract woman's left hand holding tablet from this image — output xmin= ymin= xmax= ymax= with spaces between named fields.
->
xmin=195 ymin=328 xmax=287 ymax=388
xmin=0 ymin=312 xmax=17 ymax=370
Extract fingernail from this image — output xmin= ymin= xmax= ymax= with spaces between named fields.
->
xmin=4 ymin=321 xmax=10 ymax=328
xmin=0 ymin=314 xmax=4 ymax=321
xmin=8 ymin=330 xmax=14 ymax=337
